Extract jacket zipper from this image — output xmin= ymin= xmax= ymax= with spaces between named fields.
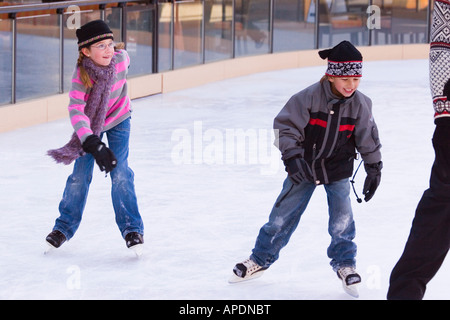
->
xmin=312 ymin=101 xmax=342 ymax=185
xmin=311 ymin=143 xmax=318 ymax=184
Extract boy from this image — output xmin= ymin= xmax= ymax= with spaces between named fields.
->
xmin=230 ymin=41 xmax=382 ymax=297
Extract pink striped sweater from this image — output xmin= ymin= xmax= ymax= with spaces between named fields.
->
xmin=68 ymin=49 xmax=131 ymax=143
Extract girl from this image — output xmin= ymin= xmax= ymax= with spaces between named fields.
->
xmin=230 ymin=41 xmax=382 ymax=297
xmin=46 ymin=20 xmax=144 ymax=255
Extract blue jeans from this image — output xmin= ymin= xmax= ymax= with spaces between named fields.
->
xmin=53 ymin=118 xmax=144 ymax=240
xmin=251 ymin=177 xmax=356 ymax=271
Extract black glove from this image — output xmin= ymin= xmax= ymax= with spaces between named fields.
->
xmin=284 ymin=156 xmax=313 ymax=184
xmin=82 ymin=135 xmax=117 ymax=173
xmin=363 ymin=161 xmax=382 ymax=202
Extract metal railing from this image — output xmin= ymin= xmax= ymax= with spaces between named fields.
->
xmin=0 ymin=0 xmax=432 ymax=105
xmin=1 ymin=0 xmax=144 ymax=103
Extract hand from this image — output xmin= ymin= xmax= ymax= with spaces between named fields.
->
xmin=284 ymin=156 xmax=313 ymax=184
xmin=82 ymin=135 xmax=117 ymax=173
xmin=363 ymin=161 xmax=382 ymax=202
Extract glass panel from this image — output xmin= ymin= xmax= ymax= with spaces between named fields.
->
xmin=273 ymin=0 xmax=315 ymax=52
xmin=16 ymin=13 xmax=60 ymax=101
xmin=204 ymin=0 xmax=233 ymax=62
xmin=234 ymin=0 xmax=270 ymax=57
xmin=158 ymin=2 xmax=172 ymax=72
xmin=372 ymin=0 xmax=428 ymax=45
xmin=173 ymin=0 xmax=203 ymax=69
xmin=318 ymin=0 xmax=369 ymax=48
xmin=0 ymin=19 xmax=12 ymax=105
xmin=106 ymin=7 xmax=121 ymax=42
xmin=124 ymin=4 xmax=154 ymax=77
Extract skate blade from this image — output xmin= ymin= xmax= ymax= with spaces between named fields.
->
xmin=228 ymin=270 xmax=265 ymax=284
xmin=342 ymin=282 xmax=359 ymax=298
xmin=129 ymin=244 xmax=143 ymax=257
xmin=44 ymin=242 xmax=56 ymax=255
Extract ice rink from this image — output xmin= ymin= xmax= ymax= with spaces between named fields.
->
xmin=0 ymin=58 xmax=448 ymax=300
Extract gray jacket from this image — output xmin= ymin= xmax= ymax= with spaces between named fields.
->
xmin=274 ymin=79 xmax=382 ymax=185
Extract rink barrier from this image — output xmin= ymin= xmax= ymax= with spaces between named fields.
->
xmin=0 ymin=43 xmax=428 ymax=133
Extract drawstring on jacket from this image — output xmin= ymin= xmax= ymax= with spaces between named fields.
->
xmin=350 ymin=159 xmax=364 ymax=203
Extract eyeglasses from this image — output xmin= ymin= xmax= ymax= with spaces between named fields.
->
xmin=91 ymin=42 xmax=115 ymax=51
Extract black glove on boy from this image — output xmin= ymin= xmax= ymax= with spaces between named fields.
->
xmin=363 ymin=161 xmax=382 ymax=202
xmin=284 ymin=156 xmax=313 ymax=184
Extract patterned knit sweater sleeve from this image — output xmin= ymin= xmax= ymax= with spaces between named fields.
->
xmin=68 ymin=49 xmax=132 ymax=143
xmin=430 ymin=0 xmax=450 ymax=120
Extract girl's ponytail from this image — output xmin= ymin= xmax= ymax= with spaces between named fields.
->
xmin=77 ymin=51 xmax=93 ymax=89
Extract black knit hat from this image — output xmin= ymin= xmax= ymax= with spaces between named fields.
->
xmin=319 ymin=41 xmax=363 ymax=77
xmin=76 ymin=20 xmax=114 ymax=50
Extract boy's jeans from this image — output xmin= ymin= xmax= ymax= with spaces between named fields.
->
xmin=53 ymin=118 xmax=144 ymax=240
xmin=251 ymin=177 xmax=356 ymax=271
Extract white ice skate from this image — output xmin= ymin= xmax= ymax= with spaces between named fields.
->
xmin=228 ymin=258 xmax=267 ymax=283
xmin=337 ymin=267 xmax=361 ymax=298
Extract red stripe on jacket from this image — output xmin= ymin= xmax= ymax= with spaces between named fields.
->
xmin=309 ymin=119 xmax=355 ymax=132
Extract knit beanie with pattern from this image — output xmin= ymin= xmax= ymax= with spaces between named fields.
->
xmin=319 ymin=41 xmax=363 ymax=77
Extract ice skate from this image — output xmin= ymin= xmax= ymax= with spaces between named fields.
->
xmin=44 ymin=230 xmax=66 ymax=254
xmin=125 ymin=232 xmax=144 ymax=257
xmin=337 ymin=267 xmax=361 ymax=298
xmin=229 ymin=258 xmax=267 ymax=283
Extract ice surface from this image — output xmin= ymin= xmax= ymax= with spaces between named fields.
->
xmin=0 ymin=59 xmax=448 ymax=300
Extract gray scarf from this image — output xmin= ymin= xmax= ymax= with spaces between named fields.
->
xmin=47 ymin=56 xmax=117 ymax=165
